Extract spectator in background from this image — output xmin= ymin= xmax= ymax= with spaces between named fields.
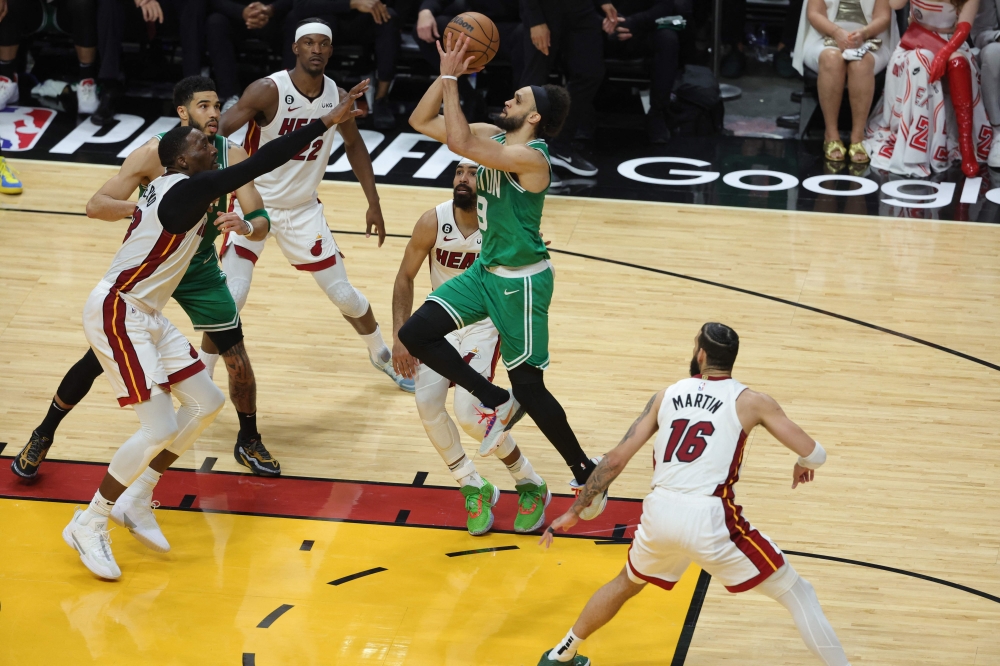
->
xmin=972 ymin=0 xmax=1000 ymax=166
xmin=601 ymin=0 xmax=689 ymax=143
xmin=285 ymin=0 xmax=400 ymax=129
xmin=520 ymin=0 xmax=611 ymax=176
xmin=207 ymin=0 xmax=291 ymax=110
xmin=793 ymin=0 xmax=895 ymax=162
xmin=0 ymin=0 xmax=100 ymax=113
xmin=415 ymin=0 xmax=526 ymax=120
xmin=94 ymin=0 xmax=207 ymax=125
xmin=718 ymin=0 xmax=746 ymax=78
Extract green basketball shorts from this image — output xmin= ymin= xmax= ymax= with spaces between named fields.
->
xmin=172 ymin=250 xmax=240 ymax=332
xmin=427 ymin=260 xmax=553 ymax=370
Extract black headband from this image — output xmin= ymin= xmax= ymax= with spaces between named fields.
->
xmin=530 ymin=85 xmax=550 ymax=123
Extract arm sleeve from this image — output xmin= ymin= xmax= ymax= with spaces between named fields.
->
xmin=159 ymin=120 xmax=329 ymax=234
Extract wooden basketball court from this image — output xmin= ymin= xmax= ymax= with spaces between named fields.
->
xmin=1 ymin=158 xmax=998 ymax=665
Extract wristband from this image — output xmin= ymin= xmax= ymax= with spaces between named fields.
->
xmin=241 ymin=219 xmax=253 ymax=236
xmin=244 ymin=207 xmax=271 ymax=232
xmin=797 ymin=441 xmax=827 ymax=470
xmin=440 ymin=75 xmax=458 ymax=81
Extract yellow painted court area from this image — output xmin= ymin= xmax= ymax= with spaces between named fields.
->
xmin=0 ymin=498 xmax=700 ymax=665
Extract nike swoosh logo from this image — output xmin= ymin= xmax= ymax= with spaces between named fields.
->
xmin=443 ymin=236 xmax=456 ymax=241
xmin=504 ymin=289 xmax=519 ymax=295
xmin=288 ymin=106 xmax=301 ymax=112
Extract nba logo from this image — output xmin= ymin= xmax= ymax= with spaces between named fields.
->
xmin=0 ymin=106 xmax=56 ymax=151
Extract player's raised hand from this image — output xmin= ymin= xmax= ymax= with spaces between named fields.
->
xmin=791 ymin=463 xmax=814 ymax=489
xmin=365 ymin=202 xmax=387 ymax=246
xmin=437 ymin=32 xmax=481 ymax=76
xmin=392 ymin=339 xmax=419 ymax=379
xmin=321 ymin=79 xmax=370 ymax=127
xmin=538 ymin=509 xmax=580 ymax=548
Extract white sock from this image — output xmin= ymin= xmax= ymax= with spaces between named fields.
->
xmin=361 ymin=324 xmax=391 ymax=365
xmin=458 ymin=470 xmax=484 ymax=489
xmin=199 ymin=350 xmax=220 ymax=379
xmin=81 ymin=490 xmax=114 ymax=523
xmin=124 ymin=467 xmax=161 ymax=499
xmin=548 ymin=629 xmax=583 ymax=662
xmin=506 ymin=453 xmax=544 ymax=486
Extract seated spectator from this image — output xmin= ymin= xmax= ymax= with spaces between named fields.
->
xmin=972 ymin=0 xmax=1000 ymax=166
xmin=792 ymin=0 xmax=896 ymax=162
xmin=206 ymin=0 xmax=291 ymax=110
xmin=285 ymin=0 xmax=400 ymax=129
xmin=601 ymin=0 xmax=689 ymax=144
xmin=94 ymin=0 xmax=207 ymax=125
xmin=521 ymin=0 xmax=612 ymax=176
xmin=0 ymin=0 xmax=99 ymax=113
xmin=865 ymin=0 xmax=988 ymax=176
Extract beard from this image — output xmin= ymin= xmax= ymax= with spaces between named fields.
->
xmin=494 ymin=110 xmax=527 ymax=132
xmin=689 ymin=353 xmax=701 ymax=377
xmin=454 ymin=186 xmax=476 ymax=210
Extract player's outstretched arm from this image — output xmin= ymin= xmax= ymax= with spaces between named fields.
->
xmin=738 ymin=390 xmax=825 ymax=489
xmin=408 ymin=74 xmax=499 ymax=143
xmin=338 ymin=88 xmax=387 ymax=247
xmin=218 ymin=78 xmax=278 ymax=138
xmin=540 ymin=390 xmax=665 ymax=548
xmin=391 ymin=209 xmax=438 ymax=378
xmin=86 ymin=140 xmax=162 ymax=221
xmin=226 ymin=143 xmax=269 ymax=242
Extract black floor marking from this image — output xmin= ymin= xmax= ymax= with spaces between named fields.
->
xmin=197 ymin=457 xmax=217 ymax=473
xmin=412 ymin=471 xmax=428 ymax=486
xmin=612 ymin=524 xmax=627 ymax=539
xmin=0 ymin=206 xmax=88 ymax=217
xmin=300 ymin=540 xmax=314 ymax=551
xmin=0 ymin=443 xmax=6 ymax=455
xmin=328 ymin=567 xmax=387 ymax=586
xmin=784 ymin=550 xmax=1000 ymax=604
xmin=395 ymin=509 xmax=410 ymax=524
xmin=256 ymin=603 xmax=294 ymax=628
xmin=446 ymin=545 xmax=520 ymax=557
xmin=671 ymin=570 xmax=712 ymax=666
xmin=594 ymin=539 xmax=633 ymax=545
xmin=241 ymin=654 xmax=255 ymax=666
xmin=178 ymin=494 xmax=196 ymax=508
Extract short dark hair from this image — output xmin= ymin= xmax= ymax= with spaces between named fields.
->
xmin=159 ymin=126 xmax=197 ymax=167
xmin=698 ymin=323 xmax=739 ymax=371
xmin=173 ymin=76 xmax=216 ymax=108
xmin=296 ymin=16 xmax=329 ymax=29
xmin=536 ymin=84 xmax=571 ymax=139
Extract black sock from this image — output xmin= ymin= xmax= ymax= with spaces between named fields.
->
xmin=398 ymin=302 xmax=510 ymax=408
xmin=0 ymin=60 xmax=15 ymax=78
xmin=78 ymin=61 xmax=96 ymax=81
xmin=237 ymin=411 xmax=259 ymax=440
xmin=36 ymin=401 xmax=71 ymax=440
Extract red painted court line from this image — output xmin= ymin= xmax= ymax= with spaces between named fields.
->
xmin=0 ymin=458 xmax=641 ymax=539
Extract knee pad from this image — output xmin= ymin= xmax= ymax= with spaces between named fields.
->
xmin=415 ymin=378 xmax=449 ymax=423
xmin=454 ymin=388 xmax=486 ymax=438
xmin=325 ymin=280 xmax=370 ymax=319
xmin=754 ymin=562 xmax=800 ymax=600
xmin=227 ymin=277 xmax=251 ymax=312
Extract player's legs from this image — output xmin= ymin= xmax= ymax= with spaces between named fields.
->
xmin=12 ymin=348 xmax=104 ymax=478
xmin=220 ymin=229 xmax=267 ymax=313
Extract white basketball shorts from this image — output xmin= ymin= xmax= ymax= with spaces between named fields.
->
xmin=223 ymin=199 xmax=341 ymax=272
xmin=626 ymin=488 xmax=786 ymax=593
xmin=83 ymin=283 xmax=204 ymax=407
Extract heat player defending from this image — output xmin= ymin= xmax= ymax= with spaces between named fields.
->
xmin=537 ymin=324 xmax=851 ymax=666
xmin=392 ymin=159 xmax=550 ymax=535
xmin=218 ymin=19 xmax=412 ymax=392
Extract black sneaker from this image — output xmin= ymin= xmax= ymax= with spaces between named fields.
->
xmin=11 ymin=431 xmax=52 ymax=479
xmin=234 ymin=434 xmax=281 ymax=477
xmin=373 ymin=97 xmax=396 ymax=131
xmin=91 ymin=83 xmax=120 ymax=127
xmin=550 ymin=145 xmax=598 ymax=177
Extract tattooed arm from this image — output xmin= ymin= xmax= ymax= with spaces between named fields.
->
xmin=540 ymin=390 xmax=665 ymax=548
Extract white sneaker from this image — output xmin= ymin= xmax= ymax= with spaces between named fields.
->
xmin=0 ymin=75 xmax=18 ymax=109
xmin=62 ymin=508 xmax=121 ymax=580
xmin=222 ymin=95 xmax=239 ymax=113
xmin=111 ymin=493 xmax=170 ymax=553
xmin=370 ymin=353 xmax=415 ymax=393
xmin=77 ymin=78 xmax=99 ymax=115
xmin=477 ymin=393 xmax=525 ymax=456
xmin=988 ymin=127 xmax=1000 ymax=169
xmin=568 ymin=456 xmax=609 ymax=520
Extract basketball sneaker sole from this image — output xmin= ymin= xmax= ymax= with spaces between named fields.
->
xmin=514 ymin=488 xmax=552 ymax=533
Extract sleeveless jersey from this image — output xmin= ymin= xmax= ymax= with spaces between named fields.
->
xmin=102 ymin=173 xmax=208 ymax=313
xmin=650 ymin=376 xmax=750 ymax=498
xmin=141 ymin=132 xmax=229 ymax=266
xmin=242 ymin=70 xmax=340 ymax=209
xmin=429 ymin=201 xmax=483 ymax=290
xmin=475 ymin=133 xmax=551 ymax=269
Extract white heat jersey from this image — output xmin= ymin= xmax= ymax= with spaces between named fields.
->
xmin=650 ymin=376 xmax=750 ymax=498
xmin=100 ymin=173 xmax=207 ymax=313
xmin=429 ymin=200 xmax=482 ymax=290
xmin=243 ymin=70 xmax=340 ymax=209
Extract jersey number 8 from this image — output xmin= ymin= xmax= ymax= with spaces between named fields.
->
xmin=476 ymin=195 xmax=487 ymax=231
xmin=663 ymin=419 xmax=715 ymax=463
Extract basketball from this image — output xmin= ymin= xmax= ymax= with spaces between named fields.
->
xmin=442 ymin=12 xmax=499 ymax=70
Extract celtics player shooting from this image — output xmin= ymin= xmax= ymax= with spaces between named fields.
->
xmin=12 ymin=77 xmax=283 ymax=488
xmin=400 ymin=33 xmax=607 ymax=519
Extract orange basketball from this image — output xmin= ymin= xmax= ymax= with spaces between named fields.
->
xmin=442 ymin=12 xmax=500 ymax=70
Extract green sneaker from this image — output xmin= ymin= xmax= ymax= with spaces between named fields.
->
xmin=537 ymin=650 xmax=590 ymax=665
xmin=514 ymin=481 xmax=551 ymax=533
xmin=460 ymin=479 xmax=499 ymax=536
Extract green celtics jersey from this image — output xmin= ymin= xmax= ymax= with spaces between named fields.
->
xmin=142 ymin=132 xmax=230 ymax=264
xmin=474 ymin=133 xmax=551 ymax=269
